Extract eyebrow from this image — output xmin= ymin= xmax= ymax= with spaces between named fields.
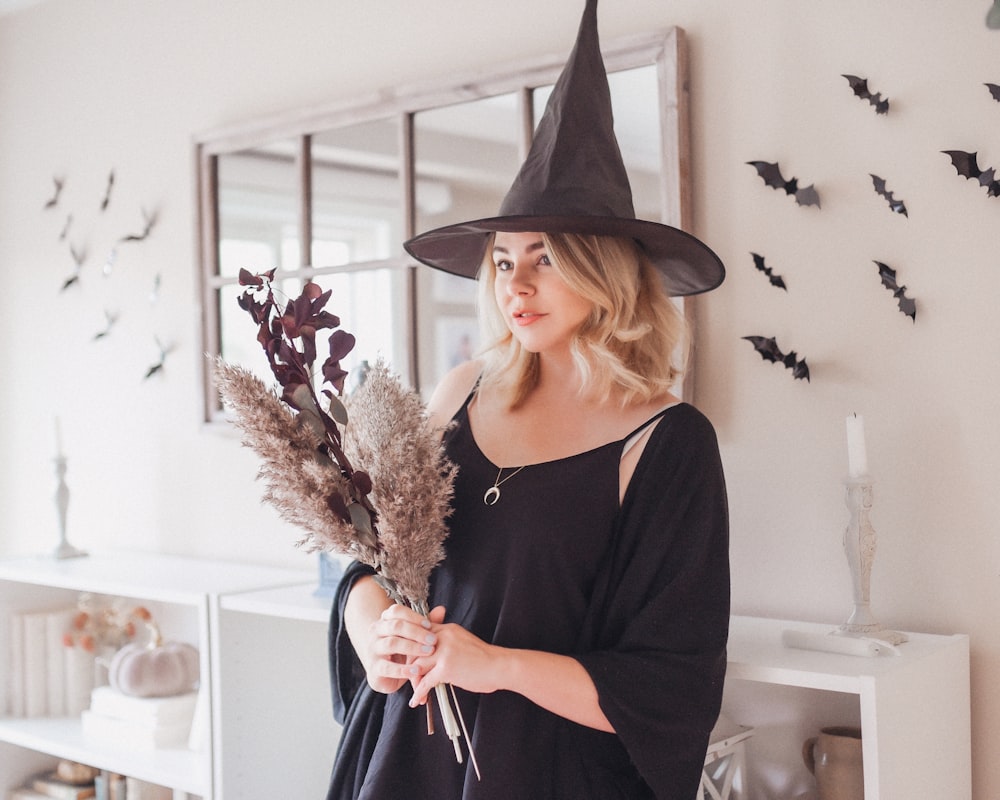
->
xmin=492 ymin=239 xmax=546 ymax=254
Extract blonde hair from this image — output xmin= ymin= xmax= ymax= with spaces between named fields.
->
xmin=476 ymin=232 xmax=690 ymax=408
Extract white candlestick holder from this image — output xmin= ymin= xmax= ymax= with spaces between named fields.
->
xmin=834 ymin=475 xmax=906 ymax=646
xmin=53 ymin=455 xmax=87 ymax=560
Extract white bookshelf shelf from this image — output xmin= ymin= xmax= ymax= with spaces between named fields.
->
xmin=0 ymin=550 xmax=312 ymax=602
xmin=218 ymin=582 xmax=331 ymax=623
xmin=0 ymin=716 xmax=205 ymax=795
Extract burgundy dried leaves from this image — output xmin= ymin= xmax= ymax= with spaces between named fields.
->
xmin=215 ymin=270 xmax=455 ymax=610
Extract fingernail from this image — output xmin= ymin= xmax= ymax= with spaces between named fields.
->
xmin=409 ymin=665 xmax=419 ymax=675
xmin=421 ymin=619 xmax=432 ymax=629
xmin=424 ymin=633 xmax=437 ymax=645
xmin=421 ymin=644 xmax=433 ymax=654
xmin=409 ymin=695 xmax=418 ymax=708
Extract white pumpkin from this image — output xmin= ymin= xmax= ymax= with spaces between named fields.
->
xmin=108 ymin=638 xmax=199 ymax=698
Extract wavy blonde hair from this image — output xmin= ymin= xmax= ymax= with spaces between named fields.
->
xmin=476 ymin=232 xmax=690 ymax=409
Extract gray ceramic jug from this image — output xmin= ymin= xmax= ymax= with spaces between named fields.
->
xmin=802 ymin=726 xmax=864 ymax=800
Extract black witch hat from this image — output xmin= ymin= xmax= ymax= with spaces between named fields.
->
xmin=403 ymin=0 xmax=724 ymax=296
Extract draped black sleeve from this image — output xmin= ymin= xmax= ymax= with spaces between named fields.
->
xmin=329 ymin=560 xmax=375 ymax=725
xmin=574 ymin=404 xmax=730 ymax=797
xmin=326 ymin=561 xmax=385 ymax=800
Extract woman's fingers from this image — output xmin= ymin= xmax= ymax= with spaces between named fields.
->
xmin=369 ymin=625 xmax=437 ymax=659
xmin=374 ymin=605 xmax=438 ymax=653
xmin=365 ymin=604 xmax=444 ymax=693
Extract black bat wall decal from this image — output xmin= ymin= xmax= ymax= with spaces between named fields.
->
xmin=874 ymin=261 xmax=916 ymax=322
xmin=742 ymin=335 xmax=810 ymax=382
xmin=750 ymin=252 xmax=787 ymax=290
xmin=61 ymin=243 xmax=86 ymax=292
xmin=746 ymin=161 xmax=821 ymax=207
xmin=986 ymin=83 xmax=1000 ymax=103
xmin=941 ymin=150 xmax=1000 ymax=197
xmin=59 ymin=214 xmax=73 ymax=242
xmin=842 ymin=74 xmax=889 ymax=114
xmin=93 ymin=310 xmax=119 ymax=341
xmin=144 ymin=336 xmax=170 ymax=380
xmin=100 ymin=170 xmax=115 ymax=211
xmin=44 ymin=176 xmax=64 ymax=210
xmin=119 ymin=208 xmax=158 ymax=243
xmin=870 ymin=174 xmax=908 ymax=216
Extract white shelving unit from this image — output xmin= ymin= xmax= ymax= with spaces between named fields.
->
xmin=0 ymin=550 xmax=314 ymax=800
xmin=1 ymin=552 xmax=972 ymax=800
xmin=725 ymin=615 xmax=971 ymax=799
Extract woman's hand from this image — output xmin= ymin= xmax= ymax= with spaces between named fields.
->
xmin=410 ymin=606 xmax=615 ymax=732
xmin=361 ymin=602 xmax=440 ymax=695
xmin=344 ymin=577 xmax=439 ymax=695
xmin=354 ymin=596 xmax=614 ymax=732
xmin=408 ymin=606 xmax=506 ymax=707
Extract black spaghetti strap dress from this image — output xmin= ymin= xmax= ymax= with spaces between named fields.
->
xmin=327 ymin=397 xmax=730 ymax=800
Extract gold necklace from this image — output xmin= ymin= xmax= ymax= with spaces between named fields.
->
xmin=483 ymin=464 xmax=527 ymax=506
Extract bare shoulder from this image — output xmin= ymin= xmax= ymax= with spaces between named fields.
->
xmin=426 ymin=358 xmax=483 ymax=431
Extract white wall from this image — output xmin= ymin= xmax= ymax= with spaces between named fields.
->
xmin=1 ymin=0 xmax=997 ymax=796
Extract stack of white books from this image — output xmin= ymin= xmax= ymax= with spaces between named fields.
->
xmin=4 ymin=606 xmax=93 ymax=718
xmin=81 ymin=687 xmax=198 ymax=750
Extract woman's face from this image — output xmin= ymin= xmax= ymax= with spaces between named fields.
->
xmin=491 ymin=231 xmax=592 ymax=355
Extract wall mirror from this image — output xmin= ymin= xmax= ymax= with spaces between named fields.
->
xmin=195 ymin=27 xmax=692 ymax=423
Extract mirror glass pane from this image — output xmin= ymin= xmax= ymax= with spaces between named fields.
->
xmin=309 ymin=119 xmax=411 ymax=384
xmin=311 ymin=119 xmax=403 ymax=264
xmin=315 ymin=265 xmax=410 ymax=390
xmin=412 ymin=93 xmax=522 ymax=393
xmin=532 ymin=64 xmax=662 ymax=220
xmin=413 ymin=92 xmax=521 ymax=233
xmin=216 ymin=264 xmax=408 ymax=400
xmin=217 ymin=140 xmax=300 ymax=279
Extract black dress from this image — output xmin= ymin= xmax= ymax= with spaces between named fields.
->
xmin=327 ymin=399 xmax=730 ymax=800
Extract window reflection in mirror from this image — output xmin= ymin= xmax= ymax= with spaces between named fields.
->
xmin=608 ymin=66 xmax=662 ymax=221
xmin=412 ymin=93 xmax=523 ymax=394
xmin=310 ymin=120 xmax=410 ymax=385
xmin=311 ymin=119 xmax=402 ymax=263
xmin=215 ymin=141 xmax=301 ymax=385
xmin=217 ymin=141 xmax=299 ymax=279
xmin=213 ymin=123 xmax=412 ymax=401
xmin=316 ymin=264 xmax=409 ymax=393
xmin=532 ymin=65 xmax=662 ymax=221
xmin=413 ymin=93 xmax=522 ymax=233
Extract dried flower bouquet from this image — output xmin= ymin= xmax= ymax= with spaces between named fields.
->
xmin=214 ymin=269 xmax=474 ymax=770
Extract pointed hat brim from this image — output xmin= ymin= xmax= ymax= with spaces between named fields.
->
xmin=404 ymin=214 xmax=725 ymax=296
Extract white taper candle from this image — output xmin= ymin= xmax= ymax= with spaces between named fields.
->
xmin=846 ymin=413 xmax=868 ymax=478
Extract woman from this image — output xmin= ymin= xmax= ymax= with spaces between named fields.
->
xmin=327 ymin=2 xmax=728 ymax=797
xmin=327 ymin=233 xmax=729 ymax=800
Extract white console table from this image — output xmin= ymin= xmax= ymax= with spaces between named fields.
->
xmin=726 ymin=615 xmax=971 ymax=799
